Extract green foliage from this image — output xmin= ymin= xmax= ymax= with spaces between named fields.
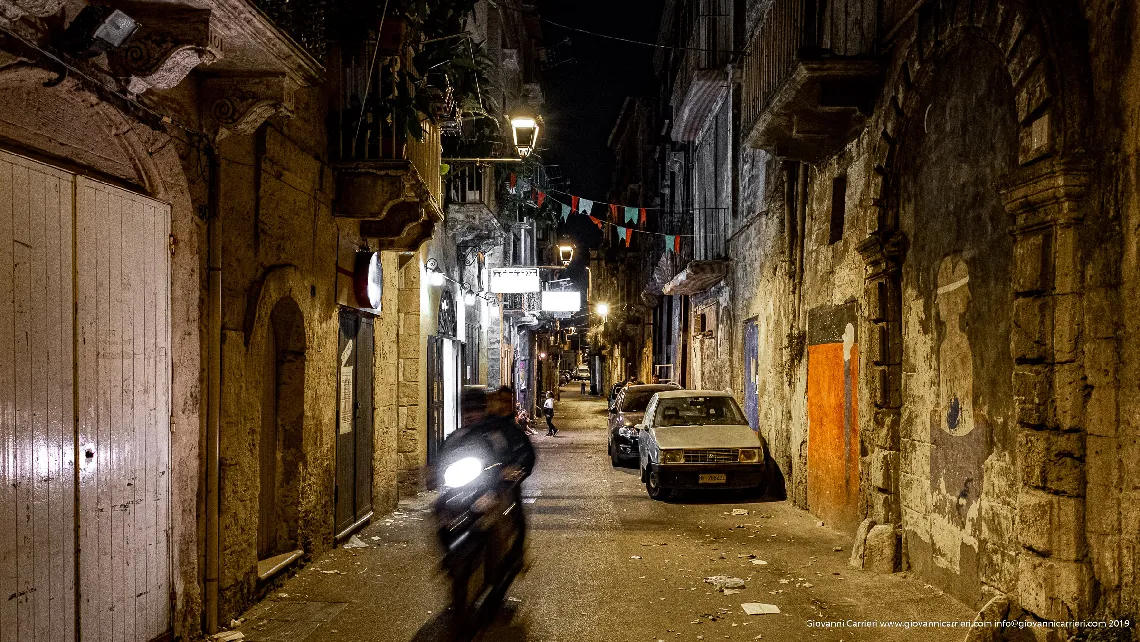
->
xmin=497 ymin=156 xmax=559 ymax=227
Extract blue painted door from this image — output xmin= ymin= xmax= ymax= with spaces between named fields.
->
xmin=743 ymin=319 xmax=759 ymax=430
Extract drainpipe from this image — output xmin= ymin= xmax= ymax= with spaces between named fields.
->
xmin=794 ymin=161 xmax=808 ymax=323
xmin=204 ymin=145 xmax=222 ymax=634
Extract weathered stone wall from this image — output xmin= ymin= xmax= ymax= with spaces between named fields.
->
xmin=727 ymin=0 xmax=1138 ymax=626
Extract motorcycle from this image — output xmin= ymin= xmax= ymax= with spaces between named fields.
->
xmin=435 ymin=450 xmax=527 ymax=632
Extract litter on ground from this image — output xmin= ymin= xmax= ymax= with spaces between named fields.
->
xmin=741 ymin=603 xmax=781 ymax=616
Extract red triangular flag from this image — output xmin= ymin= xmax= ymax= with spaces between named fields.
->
xmin=572 ymin=195 xmax=580 ymax=212
xmin=536 ymin=191 xmax=546 ymax=207
xmin=625 ymin=228 xmax=633 ymax=248
xmin=609 ymin=203 xmax=618 ymax=221
xmin=509 ymin=173 xmax=517 ymax=193
xmin=674 ymin=235 xmax=681 ymax=252
xmin=589 ymin=215 xmax=603 ymax=230
xmin=639 ymin=208 xmax=647 ymax=227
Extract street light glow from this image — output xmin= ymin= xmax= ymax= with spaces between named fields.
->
xmin=510 ymin=116 xmax=540 ymax=157
xmin=597 ymin=302 xmax=609 ymax=317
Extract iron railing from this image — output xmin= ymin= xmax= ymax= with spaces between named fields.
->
xmin=740 ymin=0 xmax=877 ymax=138
xmin=672 ymin=0 xmax=735 ymax=105
xmin=447 ymin=164 xmax=496 ymax=210
xmin=329 ymin=38 xmax=442 ymax=206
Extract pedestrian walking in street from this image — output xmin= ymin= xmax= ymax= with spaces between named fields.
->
xmin=543 ymin=391 xmax=557 ymax=436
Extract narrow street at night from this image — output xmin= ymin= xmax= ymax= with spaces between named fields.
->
xmin=228 ymin=387 xmax=970 ymax=642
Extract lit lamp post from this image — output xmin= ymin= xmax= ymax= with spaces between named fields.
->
xmin=510 ymin=116 xmax=540 ymax=158
xmin=558 ymin=244 xmax=574 ymax=266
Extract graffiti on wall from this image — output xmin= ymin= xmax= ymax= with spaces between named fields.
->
xmin=806 ymin=301 xmax=860 ymax=533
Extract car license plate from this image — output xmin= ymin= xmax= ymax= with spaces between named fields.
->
xmin=698 ymin=473 xmax=726 ymax=484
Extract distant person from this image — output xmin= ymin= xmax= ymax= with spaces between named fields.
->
xmin=543 ymin=391 xmax=557 ymax=436
xmin=580 ymin=379 xmax=586 ymax=395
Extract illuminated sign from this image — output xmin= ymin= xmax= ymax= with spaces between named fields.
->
xmin=490 ymin=267 xmax=541 ymax=293
xmin=541 ymin=290 xmax=581 ymax=312
xmin=353 ymin=251 xmax=383 ymax=310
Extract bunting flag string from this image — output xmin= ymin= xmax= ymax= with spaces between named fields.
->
xmin=617 ymin=227 xmax=627 ymax=243
xmin=625 ymin=228 xmax=634 ymax=248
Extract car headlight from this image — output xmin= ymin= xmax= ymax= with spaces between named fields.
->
xmin=661 ymin=449 xmax=684 ymax=464
xmin=738 ymin=448 xmax=759 ymax=463
xmin=443 ymin=456 xmax=483 ymax=488
xmin=618 ymin=425 xmax=638 ymax=438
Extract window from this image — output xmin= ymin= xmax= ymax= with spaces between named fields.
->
xmin=829 ymin=174 xmax=847 ymax=245
xmin=655 ymin=396 xmax=748 ymax=427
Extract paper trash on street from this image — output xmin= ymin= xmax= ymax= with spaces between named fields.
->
xmin=741 ymin=603 xmax=780 ymax=615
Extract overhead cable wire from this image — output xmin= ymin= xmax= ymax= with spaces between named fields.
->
xmin=485 ymin=0 xmax=743 ymax=55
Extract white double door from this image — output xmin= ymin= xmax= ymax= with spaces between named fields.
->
xmin=0 ymin=150 xmax=172 ymax=642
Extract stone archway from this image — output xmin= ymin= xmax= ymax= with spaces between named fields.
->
xmin=854 ymin=0 xmax=1095 ymax=623
xmin=258 ymin=296 xmax=307 ymax=561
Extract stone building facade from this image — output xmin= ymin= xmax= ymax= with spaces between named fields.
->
xmin=0 ymin=0 xmax=538 ymax=639
xmin=620 ymin=0 xmax=1140 ymax=628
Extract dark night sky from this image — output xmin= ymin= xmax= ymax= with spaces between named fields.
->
xmin=535 ymin=0 xmax=662 ymax=253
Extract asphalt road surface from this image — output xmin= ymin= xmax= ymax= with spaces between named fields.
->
xmin=230 ymin=387 xmax=972 ymax=642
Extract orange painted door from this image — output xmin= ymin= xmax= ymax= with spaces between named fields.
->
xmin=806 ymin=303 xmax=860 ymax=533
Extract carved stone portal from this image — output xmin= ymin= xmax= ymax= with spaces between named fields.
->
xmin=202 ymin=75 xmax=296 ymax=140
xmin=108 ymin=5 xmax=222 ymax=95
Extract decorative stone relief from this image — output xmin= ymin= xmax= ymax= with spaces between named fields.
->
xmin=108 ymin=6 xmax=222 ymax=95
xmin=203 ymin=75 xmax=296 ymax=140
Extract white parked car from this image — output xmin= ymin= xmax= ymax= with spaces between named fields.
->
xmin=637 ymin=390 xmax=769 ymax=500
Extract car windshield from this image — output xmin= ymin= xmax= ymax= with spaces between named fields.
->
xmin=620 ymin=391 xmax=656 ymax=412
xmin=655 ymin=396 xmax=747 ymax=427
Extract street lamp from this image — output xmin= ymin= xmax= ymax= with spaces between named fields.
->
xmin=596 ymin=302 xmax=610 ymax=320
xmin=425 ymin=258 xmax=445 ymax=287
xmin=558 ymin=245 xmax=574 ymax=266
xmin=510 ymin=116 xmax=540 ymax=157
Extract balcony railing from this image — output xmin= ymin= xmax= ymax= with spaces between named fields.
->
xmin=739 ymin=0 xmax=880 ymax=160
xmin=446 ymin=164 xmax=496 ymax=211
xmin=329 ymin=37 xmax=442 ymax=206
xmin=740 ymin=0 xmax=812 ymax=138
xmin=673 ymin=0 xmax=734 ymax=101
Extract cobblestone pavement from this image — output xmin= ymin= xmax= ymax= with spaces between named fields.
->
xmin=228 ymin=387 xmax=973 ymax=642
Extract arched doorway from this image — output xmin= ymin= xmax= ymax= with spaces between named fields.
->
xmin=893 ymin=36 xmax=1018 ymax=601
xmin=258 ymin=297 xmax=306 ymax=560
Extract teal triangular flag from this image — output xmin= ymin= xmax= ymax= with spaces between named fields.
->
xmin=579 ymin=198 xmax=593 ymax=215
xmin=561 ymin=203 xmax=571 ymax=222
xmin=665 ymin=234 xmax=676 ymax=252
xmin=617 ymin=227 xmax=627 ymax=241
xmin=624 ymin=206 xmax=637 ymax=224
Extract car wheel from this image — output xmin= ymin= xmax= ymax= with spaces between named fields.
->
xmin=645 ymin=469 xmax=670 ymax=501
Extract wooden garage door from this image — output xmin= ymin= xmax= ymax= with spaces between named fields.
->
xmin=0 ymin=150 xmax=77 ymax=642
xmin=75 ymin=176 xmax=171 ymax=641
xmin=0 ymin=150 xmax=172 ymax=642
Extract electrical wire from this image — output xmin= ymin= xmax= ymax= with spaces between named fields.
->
xmin=486 ymin=0 xmax=742 ymax=55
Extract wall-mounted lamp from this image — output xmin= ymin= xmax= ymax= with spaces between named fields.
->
xmin=596 ymin=302 xmax=610 ymax=319
xmin=463 ymin=290 xmax=476 ymax=306
xmin=558 ymin=244 xmax=574 ymax=266
xmin=62 ymin=5 xmax=139 ymax=58
xmin=425 ymin=258 xmax=446 ymax=287
xmin=510 ymin=116 xmax=540 ymax=158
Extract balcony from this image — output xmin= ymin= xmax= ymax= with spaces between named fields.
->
xmin=330 ymin=38 xmax=443 ymax=251
xmin=670 ymin=0 xmax=734 ymax=141
xmin=740 ymin=0 xmax=882 ymax=162
xmin=445 ymin=164 xmax=503 ymax=242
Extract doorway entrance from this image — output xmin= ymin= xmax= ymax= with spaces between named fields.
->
xmin=743 ymin=318 xmax=759 ymax=430
xmin=334 ymin=311 xmax=374 ymax=540
xmin=258 ymin=297 xmax=306 ymax=560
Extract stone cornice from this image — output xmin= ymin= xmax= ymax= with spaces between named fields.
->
xmin=207 ymin=0 xmax=322 ymax=86
xmin=999 ymin=156 xmax=1094 ymax=218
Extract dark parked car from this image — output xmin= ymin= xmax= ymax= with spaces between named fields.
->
xmin=608 ymin=383 xmax=680 ymax=466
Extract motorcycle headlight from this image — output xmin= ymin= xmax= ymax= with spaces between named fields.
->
xmin=618 ymin=425 xmax=637 ymax=438
xmin=738 ymin=448 xmax=759 ymax=463
xmin=661 ymin=449 xmax=684 ymax=464
xmin=443 ymin=456 xmax=483 ymax=488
